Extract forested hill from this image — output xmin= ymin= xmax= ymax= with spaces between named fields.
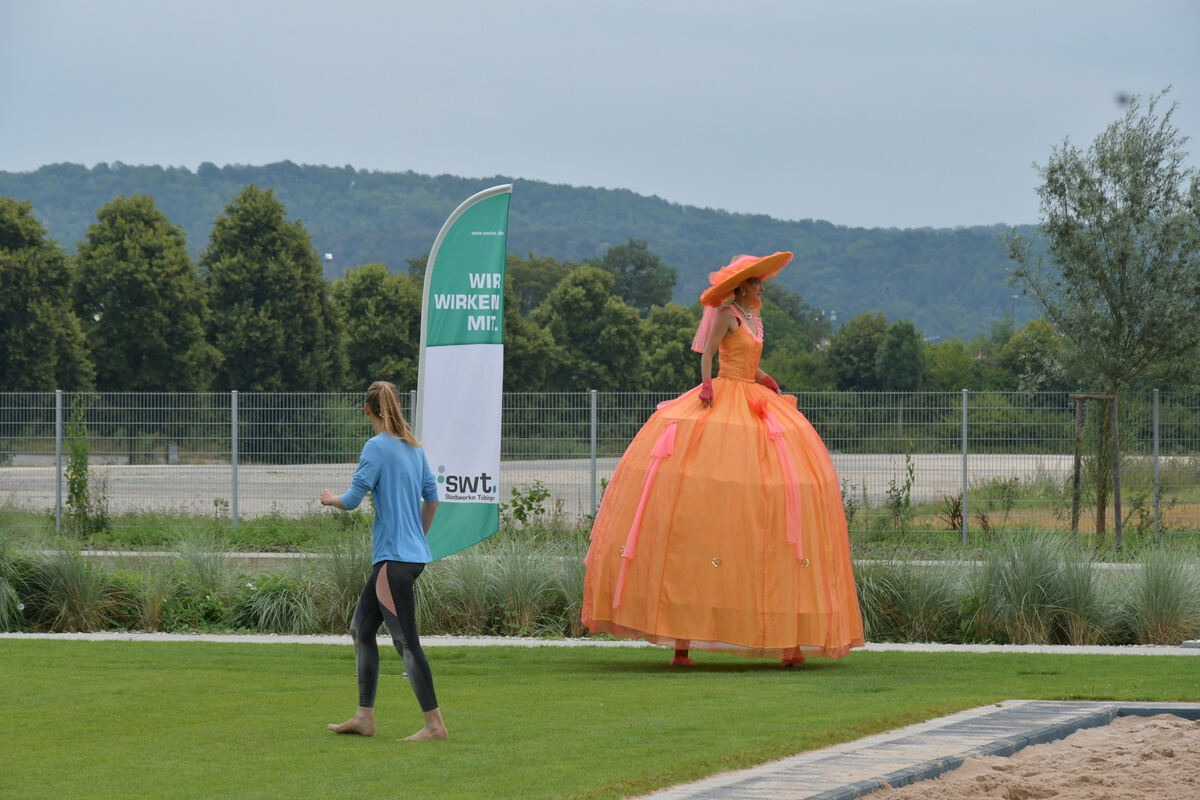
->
xmin=0 ymin=161 xmax=1038 ymax=339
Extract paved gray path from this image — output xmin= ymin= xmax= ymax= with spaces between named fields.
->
xmin=634 ymin=699 xmax=1200 ymax=800
xmin=5 ymin=634 xmax=1198 ymax=799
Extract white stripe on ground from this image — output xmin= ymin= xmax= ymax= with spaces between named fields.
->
xmin=1 ymin=632 xmax=1198 ymax=654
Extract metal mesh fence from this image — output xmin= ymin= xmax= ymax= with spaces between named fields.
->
xmin=2 ymin=390 xmax=1197 ymax=541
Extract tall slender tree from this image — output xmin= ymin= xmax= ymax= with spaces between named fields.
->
xmin=1007 ymin=90 xmax=1200 ymax=544
xmin=0 ymin=198 xmax=93 ymax=390
xmin=74 ymin=195 xmax=217 ymax=390
xmin=202 ymin=185 xmax=346 ymax=392
xmin=875 ymin=320 xmax=926 ymax=391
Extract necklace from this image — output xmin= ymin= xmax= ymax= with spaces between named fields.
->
xmin=731 ymin=301 xmax=759 ymax=336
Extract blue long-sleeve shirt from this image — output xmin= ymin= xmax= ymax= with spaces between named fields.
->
xmin=340 ymin=432 xmax=439 ymax=564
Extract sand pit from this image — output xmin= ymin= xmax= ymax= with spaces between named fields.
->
xmin=866 ymin=713 xmax=1200 ymax=799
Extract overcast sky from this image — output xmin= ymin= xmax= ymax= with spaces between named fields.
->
xmin=2 ymin=0 xmax=1197 ymax=229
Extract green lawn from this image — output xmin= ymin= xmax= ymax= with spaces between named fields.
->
xmin=3 ymin=642 xmax=1198 ymax=800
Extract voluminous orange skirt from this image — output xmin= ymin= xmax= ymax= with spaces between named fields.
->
xmin=581 ymin=379 xmax=864 ymax=658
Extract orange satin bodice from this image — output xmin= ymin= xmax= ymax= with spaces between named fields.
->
xmin=716 ymin=318 xmax=761 ymax=382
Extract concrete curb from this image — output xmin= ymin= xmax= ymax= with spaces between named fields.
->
xmin=3 ymin=632 xmax=1199 ymax=655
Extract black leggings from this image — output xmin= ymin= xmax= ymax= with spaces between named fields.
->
xmin=349 ymin=561 xmax=438 ymax=712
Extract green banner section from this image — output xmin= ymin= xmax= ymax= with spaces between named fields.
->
xmin=427 ymin=502 xmax=500 ymax=561
xmin=424 ymin=194 xmax=510 ymax=347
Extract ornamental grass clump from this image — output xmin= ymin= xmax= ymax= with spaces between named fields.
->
xmin=432 ymin=548 xmax=493 ymax=634
xmin=1124 ymin=547 xmax=1200 ymax=645
xmin=27 ymin=548 xmax=127 ymax=632
xmin=129 ymin=563 xmax=178 ymax=631
xmin=1057 ymin=555 xmax=1120 ymax=645
xmin=551 ymin=541 xmax=588 ymax=637
xmin=312 ymin=528 xmax=372 ymax=632
xmin=969 ymin=531 xmax=1071 ymax=644
xmin=0 ymin=531 xmax=28 ymax=631
xmin=173 ymin=531 xmax=232 ymax=600
xmin=413 ymin=560 xmax=450 ymax=633
xmin=487 ymin=538 xmax=557 ymax=635
xmin=228 ymin=571 xmax=320 ymax=634
xmin=854 ymin=559 xmax=964 ymax=643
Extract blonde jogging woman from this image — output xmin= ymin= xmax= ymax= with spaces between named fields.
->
xmin=320 ymin=380 xmax=446 ymax=740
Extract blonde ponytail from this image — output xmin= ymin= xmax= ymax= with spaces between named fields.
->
xmin=365 ymin=381 xmax=419 ymax=445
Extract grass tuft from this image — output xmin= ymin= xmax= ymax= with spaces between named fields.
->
xmin=1124 ymin=547 xmax=1200 ymax=644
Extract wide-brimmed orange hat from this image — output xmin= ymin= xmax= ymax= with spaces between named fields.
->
xmin=699 ymin=251 xmax=793 ymax=307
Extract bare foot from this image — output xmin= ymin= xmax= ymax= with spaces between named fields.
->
xmin=403 ymin=724 xmax=448 ymax=741
xmin=328 ymin=714 xmax=375 ymax=736
xmin=403 ymin=707 xmax=447 ymax=741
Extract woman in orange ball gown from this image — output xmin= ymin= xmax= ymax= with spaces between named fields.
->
xmin=581 ymin=252 xmax=864 ymax=666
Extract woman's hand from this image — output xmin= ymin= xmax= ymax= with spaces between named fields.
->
xmin=320 ymin=489 xmax=343 ymax=509
xmin=699 ymin=378 xmax=714 ymax=408
xmin=760 ymin=373 xmax=781 ymax=394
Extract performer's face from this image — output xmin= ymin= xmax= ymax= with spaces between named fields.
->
xmin=740 ymin=277 xmax=763 ymax=302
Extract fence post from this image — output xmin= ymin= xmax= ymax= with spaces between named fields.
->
xmin=1153 ymin=389 xmax=1160 ymax=542
xmin=1112 ymin=393 xmax=1122 ymax=550
xmin=961 ymin=388 xmax=968 ymax=546
xmin=409 ymin=390 xmax=417 ymax=422
xmin=54 ymin=389 xmax=63 ymax=536
xmin=590 ymin=389 xmax=598 ymax=515
xmin=231 ymin=390 xmax=239 ymax=527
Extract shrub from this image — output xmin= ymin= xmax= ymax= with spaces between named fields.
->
xmin=162 ymin=586 xmax=227 ymax=630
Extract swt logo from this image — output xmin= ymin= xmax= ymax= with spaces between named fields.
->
xmin=437 ymin=466 xmax=496 ymax=496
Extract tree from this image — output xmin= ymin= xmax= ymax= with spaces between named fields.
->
xmin=0 ymin=198 xmax=93 ymax=390
xmin=502 ymin=282 xmax=557 ymax=392
xmin=531 ymin=267 xmax=644 ymax=391
xmin=922 ymin=339 xmax=975 ymax=392
xmin=760 ymin=347 xmax=835 ymax=391
xmin=507 ymin=253 xmax=572 ymax=314
xmin=74 ymin=195 xmax=217 ymax=390
xmin=642 ymin=303 xmax=699 ymax=391
xmin=825 ymin=312 xmax=888 ymax=390
xmin=875 ymin=320 xmax=926 ymax=391
xmin=1007 ymin=90 xmax=1200 ymax=543
xmin=995 ymin=319 xmax=1072 ymax=393
xmin=202 ymin=185 xmax=346 ymax=392
xmin=332 ymin=263 xmax=421 ymax=391
xmin=760 ymin=282 xmax=830 ymax=356
xmin=593 ymin=239 xmax=676 ymax=315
